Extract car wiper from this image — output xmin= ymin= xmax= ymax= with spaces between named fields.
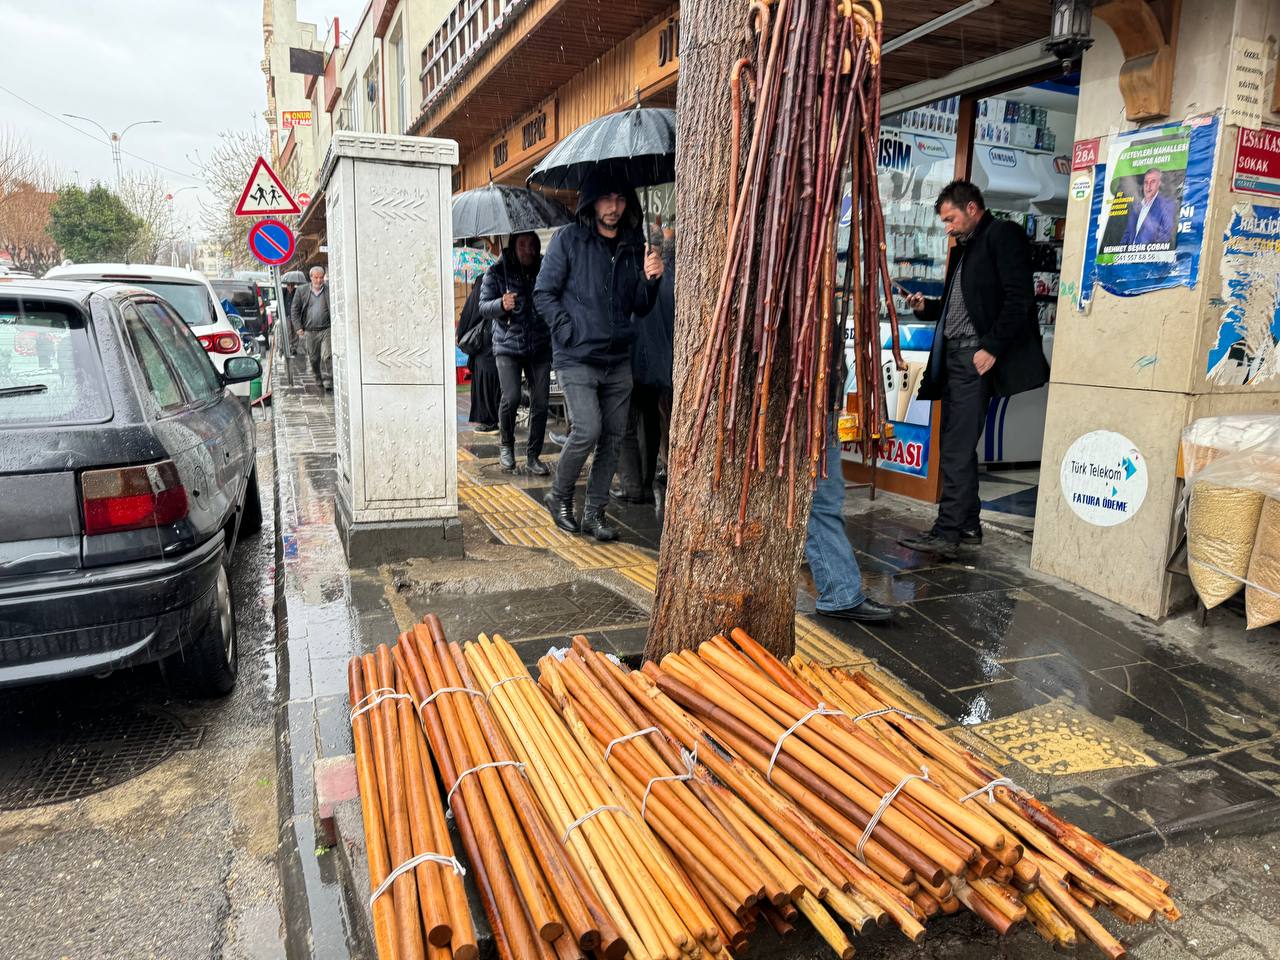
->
xmin=0 ymin=383 xmax=49 ymax=397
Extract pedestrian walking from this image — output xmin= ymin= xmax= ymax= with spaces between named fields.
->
xmin=805 ymin=320 xmax=892 ymax=623
xmin=613 ymin=221 xmax=675 ymax=504
xmin=295 ymin=266 xmax=333 ymax=392
xmin=899 ymin=180 xmax=1049 ymax=560
xmin=480 ymin=232 xmax=552 ymax=475
xmin=456 ymin=275 xmax=501 ymax=432
xmin=281 ymin=281 xmax=299 ymax=355
xmin=534 ymin=169 xmax=664 ymax=541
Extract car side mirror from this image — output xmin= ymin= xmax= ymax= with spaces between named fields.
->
xmin=221 ymin=356 xmax=261 ymax=385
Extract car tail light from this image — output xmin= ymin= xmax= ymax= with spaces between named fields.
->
xmin=81 ymin=460 xmax=189 ymax=536
xmin=197 ymin=332 xmax=241 ymax=354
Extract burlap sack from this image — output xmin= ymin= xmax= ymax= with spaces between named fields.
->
xmin=1246 ymin=498 xmax=1280 ymax=628
xmin=1187 ymin=481 xmax=1265 ymax=608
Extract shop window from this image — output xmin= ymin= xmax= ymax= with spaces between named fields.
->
xmin=973 ymin=80 xmax=1078 ymax=329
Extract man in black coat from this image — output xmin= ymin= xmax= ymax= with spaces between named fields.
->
xmin=900 ymin=180 xmax=1049 ymax=560
xmin=534 ymin=169 xmax=664 ymax=541
xmin=480 ymin=232 xmax=552 ymax=475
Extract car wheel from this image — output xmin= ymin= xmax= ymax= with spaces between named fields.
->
xmin=239 ymin=464 xmax=263 ymax=536
xmin=165 ymin=558 xmax=238 ymax=698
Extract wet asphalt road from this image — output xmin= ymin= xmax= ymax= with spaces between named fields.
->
xmin=0 ymin=417 xmax=284 ymax=960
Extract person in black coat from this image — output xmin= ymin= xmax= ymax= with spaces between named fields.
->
xmin=456 ymin=275 xmax=500 ymax=432
xmin=614 ymin=222 xmax=675 ymax=504
xmin=480 ymin=232 xmax=552 ymax=475
xmin=899 ymin=180 xmax=1050 ymax=560
xmin=534 ymin=168 xmax=664 ymax=541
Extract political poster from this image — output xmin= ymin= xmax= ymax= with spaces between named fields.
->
xmin=1207 ymin=203 xmax=1280 ymax=386
xmin=1088 ymin=114 xmax=1219 ymax=297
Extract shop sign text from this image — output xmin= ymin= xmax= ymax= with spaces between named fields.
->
xmin=1232 ymin=126 xmax=1280 ymax=199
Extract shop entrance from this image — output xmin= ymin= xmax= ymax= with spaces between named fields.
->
xmin=843 ymin=71 xmax=1081 ymax=532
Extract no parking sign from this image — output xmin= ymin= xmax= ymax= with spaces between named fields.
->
xmin=248 ymin=218 xmax=295 ymax=266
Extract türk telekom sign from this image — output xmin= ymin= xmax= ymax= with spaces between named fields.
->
xmin=1232 ymin=126 xmax=1280 ymax=199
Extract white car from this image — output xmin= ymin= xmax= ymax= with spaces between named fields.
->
xmin=43 ymin=263 xmax=253 ymax=398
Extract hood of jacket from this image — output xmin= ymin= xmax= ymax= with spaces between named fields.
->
xmin=574 ymin=167 xmax=644 ymax=232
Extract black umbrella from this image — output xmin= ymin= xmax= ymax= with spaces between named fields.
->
xmin=527 ymin=107 xmax=676 ymax=191
xmin=280 ymin=270 xmax=306 ymax=284
xmin=451 ymin=183 xmax=572 ymax=241
xmin=528 ymin=106 xmax=675 ymax=247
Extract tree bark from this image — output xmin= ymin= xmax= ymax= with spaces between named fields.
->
xmin=646 ymin=0 xmax=812 ymax=660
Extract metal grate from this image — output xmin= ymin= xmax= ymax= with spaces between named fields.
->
xmin=0 ymin=707 xmax=203 ymax=811
xmin=422 ymin=582 xmax=649 ymax=644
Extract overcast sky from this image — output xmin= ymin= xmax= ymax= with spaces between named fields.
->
xmin=0 ymin=0 xmax=365 ymax=239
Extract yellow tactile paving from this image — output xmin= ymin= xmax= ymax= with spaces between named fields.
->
xmin=457 ymin=448 xmax=477 ymax=462
xmin=617 ymin=563 xmax=659 ymax=592
xmin=970 ymin=703 xmax=1158 ymax=775
xmin=498 ymin=526 xmax=581 ymax=550
xmin=555 ymin=541 xmax=650 ymax=570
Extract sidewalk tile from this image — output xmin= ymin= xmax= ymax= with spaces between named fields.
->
xmin=1104 ymin=760 xmax=1279 ymax=837
xmin=1094 ymin=662 xmax=1277 ymax=749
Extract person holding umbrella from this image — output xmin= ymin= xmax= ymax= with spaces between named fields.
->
xmin=480 ymin=231 xmax=552 ymax=475
xmin=534 ymin=169 xmax=664 ymax=541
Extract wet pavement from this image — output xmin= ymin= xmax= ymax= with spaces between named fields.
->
xmin=272 ymin=377 xmax=1280 ymax=959
xmin=0 ymin=409 xmax=284 ymax=960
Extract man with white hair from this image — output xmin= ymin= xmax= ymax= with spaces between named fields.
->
xmin=295 ymin=265 xmax=332 ymax=391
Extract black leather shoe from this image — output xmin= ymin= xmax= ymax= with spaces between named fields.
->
xmin=525 ymin=456 xmax=550 ymax=477
xmin=544 ymin=492 xmax=580 ymax=534
xmin=499 ymin=445 xmax=516 ymax=472
xmin=817 ymin=598 xmax=893 ymax=623
xmin=897 ymin=531 xmax=959 ymax=560
xmin=474 ymin=423 xmax=499 ymax=434
xmin=581 ymin=507 xmax=619 ymax=542
xmin=548 ymin=430 xmax=569 ymax=446
xmin=610 ymin=485 xmax=654 ymax=505
xmin=960 ymin=528 xmax=983 ymax=546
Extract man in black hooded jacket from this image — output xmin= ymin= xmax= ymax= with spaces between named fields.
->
xmin=534 ymin=170 xmax=664 ymax=541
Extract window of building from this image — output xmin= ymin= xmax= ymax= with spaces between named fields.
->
xmin=364 ymin=56 xmax=381 ymax=134
xmin=393 ymin=23 xmax=408 ymax=133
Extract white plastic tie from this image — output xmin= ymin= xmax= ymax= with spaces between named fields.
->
xmin=350 ymin=691 xmax=410 ymax=722
xmin=603 ymin=726 xmax=659 ymax=762
xmin=416 ymin=686 xmax=484 ymax=721
xmin=562 ymin=804 xmax=629 ymax=843
xmin=486 ymin=674 xmax=535 ymax=698
xmin=767 ymin=704 xmax=844 ymax=782
xmin=446 ymin=760 xmax=527 ymax=814
xmin=640 ymin=745 xmax=699 ymax=820
xmin=369 ymin=852 xmax=465 ymax=911
xmin=959 ymin=777 xmax=1019 ymax=804
xmin=855 ymin=767 xmax=931 ymax=864
xmin=851 ymin=706 xmax=922 ymax=723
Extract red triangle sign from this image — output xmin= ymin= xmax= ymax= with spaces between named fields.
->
xmin=235 ymin=156 xmax=301 ymax=216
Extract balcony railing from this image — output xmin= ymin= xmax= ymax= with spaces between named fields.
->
xmin=418 ymin=0 xmax=530 ymax=116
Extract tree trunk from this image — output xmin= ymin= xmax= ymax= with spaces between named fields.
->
xmin=645 ymin=0 xmax=812 ymax=661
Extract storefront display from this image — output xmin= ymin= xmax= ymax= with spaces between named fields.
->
xmin=841 ymin=82 xmax=1077 ymax=497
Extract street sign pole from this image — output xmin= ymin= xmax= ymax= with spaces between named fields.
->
xmin=272 ymin=264 xmax=295 ymax=387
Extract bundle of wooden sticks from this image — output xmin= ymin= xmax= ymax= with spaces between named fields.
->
xmin=348 ymin=619 xmax=1177 ymax=960
xmin=689 ymin=0 xmax=904 ymax=535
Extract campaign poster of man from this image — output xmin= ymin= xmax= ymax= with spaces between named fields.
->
xmin=1087 ymin=115 xmax=1218 ymax=297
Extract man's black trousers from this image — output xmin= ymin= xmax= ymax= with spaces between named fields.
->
xmin=934 ymin=341 xmax=992 ymax=541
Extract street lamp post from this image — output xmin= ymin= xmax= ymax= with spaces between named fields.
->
xmin=62 ymin=115 xmax=162 ymax=185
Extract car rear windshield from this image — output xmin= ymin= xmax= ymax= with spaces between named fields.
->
xmin=210 ymin=281 xmax=259 ymax=316
xmin=113 ymin=280 xmax=215 ymax=328
xmin=0 ymin=299 xmax=111 ymax=427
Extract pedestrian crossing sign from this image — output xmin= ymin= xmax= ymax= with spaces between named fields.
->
xmin=235 ymin=156 xmax=300 ymax=216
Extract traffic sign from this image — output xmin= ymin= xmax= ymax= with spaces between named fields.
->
xmin=235 ymin=156 xmax=300 ymax=216
xmin=248 ymin=218 xmax=295 ymax=266
xmin=298 ymin=191 xmax=312 ymax=208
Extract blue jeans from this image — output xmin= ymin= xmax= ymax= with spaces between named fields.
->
xmin=804 ymin=416 xmax=865 ymax=612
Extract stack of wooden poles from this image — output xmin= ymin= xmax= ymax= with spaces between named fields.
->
xmin=347 ymin=646 xmax=476 ymax=960
xmin=349 ymin=617 xmax=1177 ymax=960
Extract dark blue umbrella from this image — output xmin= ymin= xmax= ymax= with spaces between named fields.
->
xmin=527 ymin=107 xmax=676 ymax=192
xmin=451 ymin=183 xmax=572 ymax=241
